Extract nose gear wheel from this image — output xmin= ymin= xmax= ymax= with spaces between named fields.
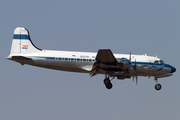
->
xmin=155 ymin=84 xmax=162 ymax=90
xmin=154 ymin=78 xmax=162 ymax=91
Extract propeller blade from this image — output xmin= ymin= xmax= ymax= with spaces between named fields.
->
xmin=133 ymin=76 xmax=134 ymax=82
xmin=136 ymin=76 xmax=138 ymax=84
xmin=129 ymin=52 xmax=131 ymax=64
xmin=134 ymin=68 xmax=136 ymax=82
xmin=134 ymin=59 xmax=137 ymax=84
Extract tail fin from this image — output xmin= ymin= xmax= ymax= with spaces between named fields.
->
xmin=10 ymin=27 xmax=42 ymax=54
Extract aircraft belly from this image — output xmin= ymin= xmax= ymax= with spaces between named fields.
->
xmin=28 ymin=59 xmax=93 ymax=73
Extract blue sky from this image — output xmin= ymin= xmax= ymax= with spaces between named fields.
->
xmin=1 ymin=0 xmax=180 ymax=120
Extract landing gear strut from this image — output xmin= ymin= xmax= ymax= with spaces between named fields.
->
xmin=154 ymin=78 xmax=162 ymax=91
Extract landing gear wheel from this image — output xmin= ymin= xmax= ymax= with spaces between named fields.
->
xmin=106 ymin=83 xmax=113 ymax=89
xmin=103 ymin=78 xmax=113 ymax=89
xmin=155 ymin=84 xmax=162 ymax=91
xmin=104 ymin=78 xmax=110 ymax=85
xmin=103 ymin=74 xmax=115 ymax=89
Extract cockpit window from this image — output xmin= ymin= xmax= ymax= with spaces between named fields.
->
xmin=154 ymin=60 xmax=164 ymax=64
xmin=155 ymin=60 xmax=159 ymax=63
xmin=160 ymin=60 xmax=164 ymax=63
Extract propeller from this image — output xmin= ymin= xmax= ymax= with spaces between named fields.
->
xmin=128 ymin=52 xmax=138 ymax=84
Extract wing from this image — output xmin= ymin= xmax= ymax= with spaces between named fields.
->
xmin=90 ymin=49 xmax=121 ymax=77
xmin=95 ymin=49 xmax=117 ymax=63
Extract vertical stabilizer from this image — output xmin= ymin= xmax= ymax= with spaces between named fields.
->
xmin=10 ymin=27 xmax=42 ymax=54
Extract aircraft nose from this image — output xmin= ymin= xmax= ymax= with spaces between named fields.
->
xmin=171 ymin=66 xmax=176 ymax=73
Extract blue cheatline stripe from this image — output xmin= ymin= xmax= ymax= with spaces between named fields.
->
xmin=46 ymin=57 xmax=55 ymax=60
xmin=32 ymin=56 xmax=94 ymax=62
xmin=13 ymin=34 xmax=30 ymax=40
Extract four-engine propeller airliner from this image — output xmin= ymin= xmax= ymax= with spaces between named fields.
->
xmin=6 ymin=27 xmax=176 ymax=90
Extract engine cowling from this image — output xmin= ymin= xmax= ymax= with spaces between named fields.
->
xmin=116 ymin=58 xmax=130 ymax=68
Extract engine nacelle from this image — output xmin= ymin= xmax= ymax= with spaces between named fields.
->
xmin=116 ymin=57 xmax=130 ymax=68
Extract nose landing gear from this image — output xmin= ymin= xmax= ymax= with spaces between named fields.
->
xmin=154 ymin=78 xmax=162 ymax=91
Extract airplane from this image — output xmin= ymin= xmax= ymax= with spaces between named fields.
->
xmin=6 ymin=27 xmax=176 ymax=90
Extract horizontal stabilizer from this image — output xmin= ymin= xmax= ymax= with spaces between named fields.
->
xmin=6 ymin=56 xmax=32 ymax=65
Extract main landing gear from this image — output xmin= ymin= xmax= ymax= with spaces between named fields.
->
xmin=103 ymin=74 xmax=115 ymax=89
xmin=154 ymin=78 xmax=162 ymax=91
xmin=104 ymin=78 xmax=113 ymax=89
